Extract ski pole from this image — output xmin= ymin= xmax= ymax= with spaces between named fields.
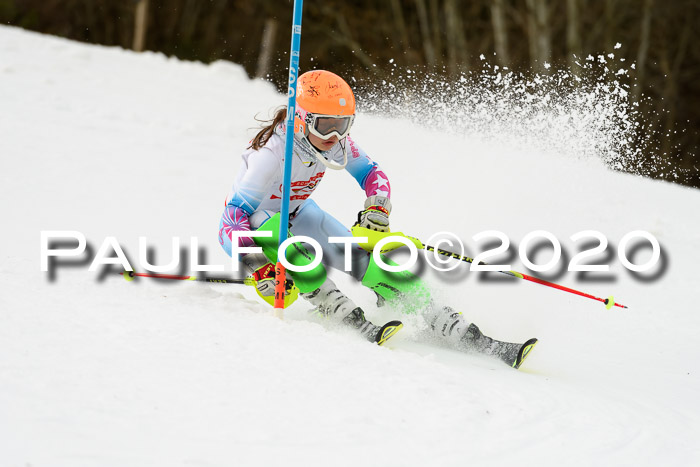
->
xmin=351 ymin=226 xmax=628 ymax=310
xmin=422 ymin=244 xmax=627 ymax=309
xmin=120 ymin=271 xmax=255 ymax=285
xmin=119 ymin=271 xmax=300 ymax=307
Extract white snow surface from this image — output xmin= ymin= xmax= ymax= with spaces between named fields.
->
xmin=2 ymin=26 xmax=700 ymax=466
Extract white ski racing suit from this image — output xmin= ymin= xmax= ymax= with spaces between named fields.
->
xmin=219 ymin=125 xmax=390 ymax=281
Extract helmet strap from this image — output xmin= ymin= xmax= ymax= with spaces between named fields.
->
xmin=313 ymin=137 xmax=348 ymax=170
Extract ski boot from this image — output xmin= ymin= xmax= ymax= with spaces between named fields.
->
xmin=461 ymin=323 xmax=538 ymax=369
xmin=342 ymin=307 xmax=403 ymax=346
xmin=302 ymin=280 xmax=403 ymax=346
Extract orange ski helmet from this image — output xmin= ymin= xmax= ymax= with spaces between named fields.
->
xmin=296 ymin=70 xmax=356 ymax=115
xmin=294 ymin=70 xmax=356 ymax=142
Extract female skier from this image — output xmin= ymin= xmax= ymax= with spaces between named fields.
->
xmin=218 ymin=70 xmax=536 ymax=368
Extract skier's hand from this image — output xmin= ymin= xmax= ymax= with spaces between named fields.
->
xmin=252 ymin=263 xmax=295 ymax=297
xmin=358 ymin=195 xmax=392 ymax=232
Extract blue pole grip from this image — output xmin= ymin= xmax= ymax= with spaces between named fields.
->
xmin=278 ymin=0 xmax=304 ymax=250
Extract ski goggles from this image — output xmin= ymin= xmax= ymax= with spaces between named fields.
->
xmin=307 ymin=114 xmax=355 ymax=140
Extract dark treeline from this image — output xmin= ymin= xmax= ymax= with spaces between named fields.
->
xmin=2 ymin=0 xmax=698 ymax=188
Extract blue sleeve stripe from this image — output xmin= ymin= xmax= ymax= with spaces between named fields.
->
xmin=347 ymin=159 xmax=377 ymax=190
xmin=227 ymin=192 xmax=257 ymax=216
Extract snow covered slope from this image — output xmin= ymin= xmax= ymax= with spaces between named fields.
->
xmin=1 ymin=26 xmax=699 ymax=467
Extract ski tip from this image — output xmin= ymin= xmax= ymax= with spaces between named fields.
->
xmin=513 ymin=338 xmax=538 ymax=370
xmin=376 ymin=320 xmax=403 ymax=346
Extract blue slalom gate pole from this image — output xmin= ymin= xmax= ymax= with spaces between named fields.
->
xmin=274 ymin=0 xmax=304 ymax=317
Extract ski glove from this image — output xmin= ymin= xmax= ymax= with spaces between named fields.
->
xmin=252 ymin=262 xmax=295 ymax=298
xmin=243 ymin=253 xmax=299 ymax=307
xmin=358 ymin=195 xmax=392 ymax=232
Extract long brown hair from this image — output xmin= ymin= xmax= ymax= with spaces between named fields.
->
xmin=248 ymin=107 xmax=287 ymax=150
